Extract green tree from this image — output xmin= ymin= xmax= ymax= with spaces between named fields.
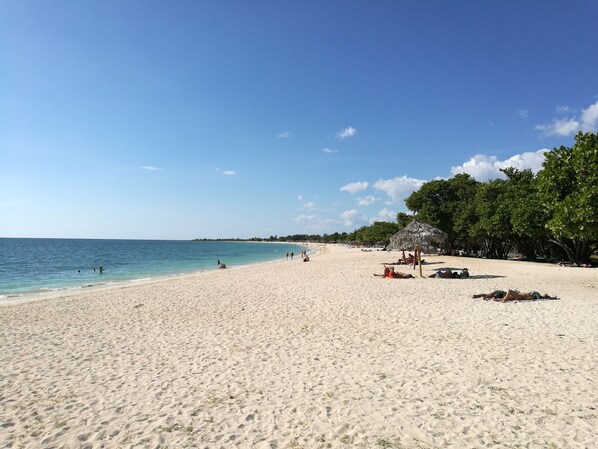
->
xmin=537 ymin=131 xmax=598 ymax=263
xmin=405 ymin=174 xmax=479 ymax=251
xmin=354 ymin=221 xmax=401 ymax=245
xmin=501 ymin=167 xmax=548 ymax=260
xmin=396 ymin=212 xmax=414 ymax=230
xmin=469 ymin=179 xmax=513 ymax=258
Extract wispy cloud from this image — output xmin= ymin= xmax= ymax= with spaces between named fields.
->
xmin=141 ymin=166 xmax=161 ymax=171
xmin=322 ymin=147 xmax=339 ymax=153
xmin=357 ymin=195 xmax=377 ymax=206
xmin=555 ymin=105 xmax=574 ymax=114
xmin=293 ymin=214 xmax=337 ymax=231
xmin=297 ymin=194 xmax=318 ymax=211
xmin=277 ymin=131 xmax=291 ymax=139
xmin=367 ymin=208 xmax=396 ymax=224
xmin=336 ymin=126 xmax=357 ymax=139
xmin=450 ymin=149 xmax=548 ymax=181
xmin=340 ymin=209 xmax=361 ymax=226
xmin=216 ymin=168 xmax=236 ymax=176
xmin=340 ymin=181 xmax=369 ymax=194
xmin=372 ymin=176 xmax=426 ymax=203
xmin=535 ymin=100 xmax=598 ymax=136
xmin=535 ymin=119 xmax=580 ymax=137
xmin=517 ymin=109 xmax=529 ymax=119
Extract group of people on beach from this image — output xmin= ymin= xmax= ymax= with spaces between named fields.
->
xmin=429 ymin=268 xmax=469 ymax=278
xmin=374 ymin=262 xmax=557 ymax=301
xmin=285 ymin=251 xmax=309 ymax=262
xmin=375 ymin=266 xmax=469 ymax=279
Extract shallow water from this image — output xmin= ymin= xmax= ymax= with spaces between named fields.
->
xmin=0 ymin=238 xmax=307 ymax=298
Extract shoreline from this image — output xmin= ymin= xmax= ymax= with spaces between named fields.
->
xmin=0 ymin=241 xmax=315 ymax=305
xmin=1 ymin=244 xmax=596 ymax=448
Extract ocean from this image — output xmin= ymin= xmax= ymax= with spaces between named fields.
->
xmin=0 ymin=238 xmax=308 ymax=299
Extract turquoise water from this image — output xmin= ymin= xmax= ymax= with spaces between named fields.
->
xmin=0 ymin=239 xmax=308 ymax=298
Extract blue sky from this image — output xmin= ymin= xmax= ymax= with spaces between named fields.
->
xmin=1 ymin=1 xmax=597 ymax=239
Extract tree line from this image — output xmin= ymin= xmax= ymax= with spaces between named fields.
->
xmin=269 ymin=131 xmax=597 ymax=264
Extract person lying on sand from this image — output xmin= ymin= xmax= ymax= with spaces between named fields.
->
xmin=374 ymin=266 xmax=414 ymax=279
xmin=429 ymin=268 xmax=469 ymax=279
xmin=473 ymin=289 xmax=558 ymax=301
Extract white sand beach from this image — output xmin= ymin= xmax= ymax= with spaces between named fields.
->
xmin=1 ymin=244 xmax=597 ymax=449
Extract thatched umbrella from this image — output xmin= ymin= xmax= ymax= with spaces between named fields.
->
xmin=389 ymin=220 xmax=448 ymax=277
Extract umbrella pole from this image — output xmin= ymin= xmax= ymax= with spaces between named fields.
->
xmin=413 ymin=246 xmax=417 ymax=270
xmin=416 ymin=244 xmax=422 ymax=277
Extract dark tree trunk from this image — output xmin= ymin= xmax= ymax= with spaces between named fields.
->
xmin=549 ymin=237 xmax=593 ymax=264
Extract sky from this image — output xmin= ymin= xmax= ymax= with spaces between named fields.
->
xmin=1 ymin=0 xmax=597 ymax=239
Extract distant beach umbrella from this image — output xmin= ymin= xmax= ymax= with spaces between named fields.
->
xmin=388 ymin=220 xmax=448 ymax=277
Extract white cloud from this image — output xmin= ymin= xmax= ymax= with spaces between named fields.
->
xmin=277 ymin=131 xmax=291 ymax=139
xmin=501 ymin=150 xmax=549 ymax=172
xmin=555 ymin=105 xmax=574 ymax=114
xmin=517 ymin=109 xmax=529 ymax=119
xmin=535 ymin=100 xmax=598 ymax=136
xmin=580 ymin=101 xmax=598 ymax=130
xmin=377 ymin=208 xmax=396 ymax=220
xmin=450 ymin=149 xmax=548 ymax=181
xmin=340 ymin=209 xmax=361 ymax=226
xmin=293 ymin=214 xmax=337 ymax=231
xmin=297 ymin=195 xmax=317 ymax=211
xmin=357 ymin=195 xmax=377 ymax=206
xmin=216 ymin=169 xmax=236 ymax=176
xmin=535 ymin=119 xmax=580 ymax=136
xmin=340 ymin=181 xmax=369 ymax=194
xmin=372 ymin=176 xmax=426 ymax=203
xmin=451 ymin=155 xmax=501 ymax=181
xmin=322 ymin=147 xmax=339 ymax=153
xmin=294 ymin=214 xmax=318 ymax=224
xmin=336 ymin=126 xmax=357 ymax=139
xmin=141 ymin=166 xmax=161 ymax=171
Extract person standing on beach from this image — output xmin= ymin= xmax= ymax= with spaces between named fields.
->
xmin=290 ymin=252 xmax=294 ymax=259
xmin=286 ymin=252 xmax=289 ymax=260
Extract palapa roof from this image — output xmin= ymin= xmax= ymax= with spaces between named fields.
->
xmin=389 ymin=220 xmax=447 ymax=250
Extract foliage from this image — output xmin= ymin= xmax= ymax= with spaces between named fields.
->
xmin=502 ymin=167 xmax=548 ymax=260
xmin=405 ymin=174 xmax=479 ymax=250
xmin=396 ymin=212 xmax=414 ymax=230
xmin=220 ymin=133 xmax=596 ymax=264
xmin=402 ymin=133 xmax=597 ymax=262
xmin=469 ymin=179 xmax=512 ymax=258
xmin=537 ymin=131 xmax=598 ymax=263
xmin=353 ymin=221 xmax=402 ymax=245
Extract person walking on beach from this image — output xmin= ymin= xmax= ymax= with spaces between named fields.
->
xmin=286 ymin=252 xmax=289 ymax=260
xmin=290 ymin=252 xmax=294 ymax=259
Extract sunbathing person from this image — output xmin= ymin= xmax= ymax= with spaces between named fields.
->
xmin=374 ymin=266 xmax=414 ymax=278
xmin=429 ymin=268 xmax=469 ymax=279
xmin=473 ymin=290 xmax=558 ymax=301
